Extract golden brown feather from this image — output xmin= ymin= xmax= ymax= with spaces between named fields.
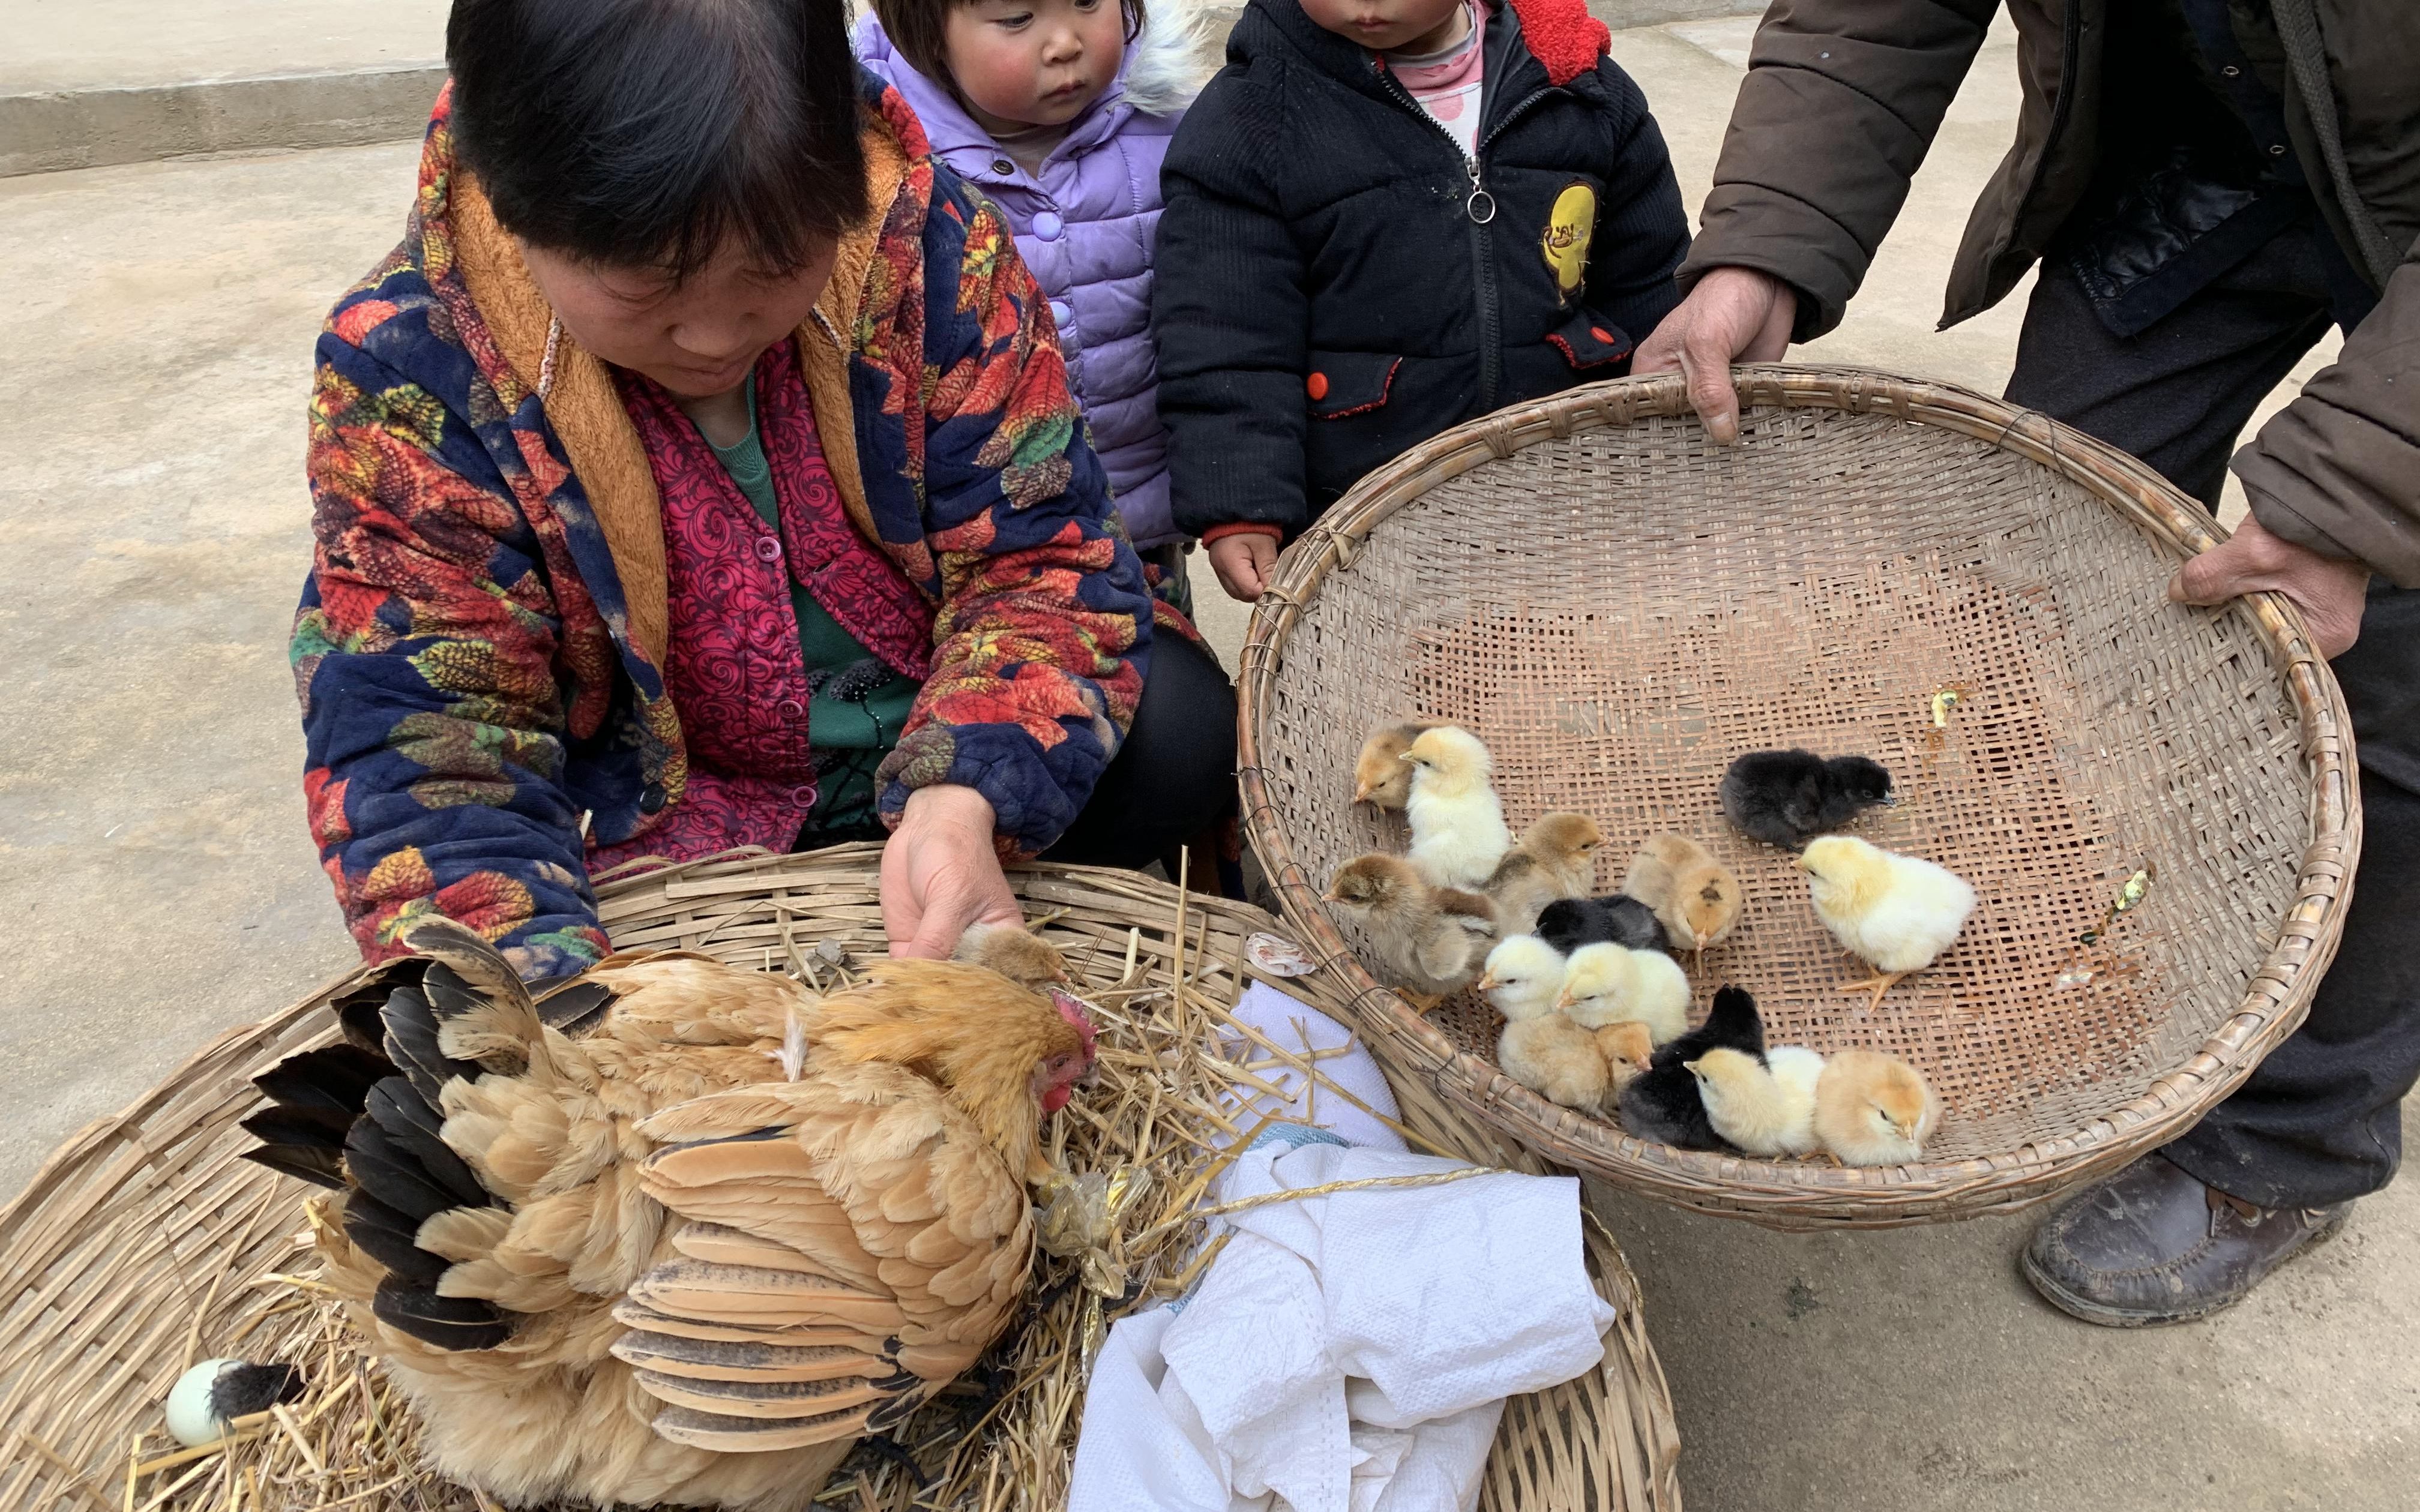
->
xmin=1352 ymin=718 xmax=1443 ymax=807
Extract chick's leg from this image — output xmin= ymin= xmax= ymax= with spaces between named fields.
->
xmin=1837 ymin=971 xmax=1909 ymax=1013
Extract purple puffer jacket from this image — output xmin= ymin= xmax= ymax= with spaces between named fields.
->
xmin=855 ymin=7 xmax=1211 ymax=548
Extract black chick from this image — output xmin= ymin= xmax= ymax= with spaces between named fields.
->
xmin=1616 ymin=985 xmax=1768 ymax=1150
xmin=1535 ymin=895 xmax=1669 ymax=955
xmin=1718 ymin=749 xmax=1895 ymax=848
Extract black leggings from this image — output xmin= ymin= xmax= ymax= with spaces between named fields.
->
xmin=1042 ymin=631 xmax=1238 ymax=869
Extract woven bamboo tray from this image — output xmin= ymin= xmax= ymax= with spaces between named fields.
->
xmin=1237 ymin=364 xmax=2359 ymax=1230
xmin=0 ymin=847 xmax=1681 ymax=1512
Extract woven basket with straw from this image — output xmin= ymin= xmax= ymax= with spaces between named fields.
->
xmin=1237 ymin=365 xmax=2359 ymax=1231
xmin=0 ymin=847 xmax=1681 ymax=1512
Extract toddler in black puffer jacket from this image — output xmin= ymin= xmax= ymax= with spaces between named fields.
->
xmin=1152 ymin=0 xmax=1689 ymax=601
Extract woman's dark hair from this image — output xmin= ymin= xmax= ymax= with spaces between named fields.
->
xmin=871 ymin=0 xmax=1146 ymax=106
xmin=447 ymin=0 xmax=868 ymax=282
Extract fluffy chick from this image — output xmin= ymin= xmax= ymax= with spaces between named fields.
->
xmin=1720 ymin=749 xmax=1896 ymax=849
xmin=1555 ymin=942 xmax=1689 ymax=1046
xmin=1535 ymin=895 xmax=1670 ymax=955
xmin=1353 ymin=718 xmax=1443 ymax=808
xmin=1325 ymin=854 xmax=1499 ymax=998
xmin=1813 ymin=1050 xmax=1942 ymax=1166
xmin=1685 ymin=1045 xmax=1825 ymax=1157
xmin=953 ymin=921 xmax=1071 ymax=989
xmin=1594 ymin=1021 xmax=1655 ymax=1098
xmin=1616 ymin=985 xmax=1765 ymax=1150
xmin=1798 ymin=835 xmax=1977 ymax=1011
xmin=1621 ymin=834 xmax=1741 ymax=952
xmin=1499 ymin=1015 xmax=1610 ymax=1112
xmin=1476 ymin=935 xmax=1568 ymax=1023
xmin=1401 ymin=727 xmax=1514 ymax=888
xmin=1484 ymin=812 xmax=1605 ymax=934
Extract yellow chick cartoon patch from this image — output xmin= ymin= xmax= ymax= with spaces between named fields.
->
xmin=1542 ymin=182 xmax=1596 ymax=301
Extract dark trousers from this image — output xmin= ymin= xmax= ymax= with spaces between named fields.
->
xmin=799 ymin=631 xmax=1237 ymax=874
xmin=1043 ymin=630 xmax=1238 ymax=870
xmin=2006 ymin=223 xmax=2420 ymax=1208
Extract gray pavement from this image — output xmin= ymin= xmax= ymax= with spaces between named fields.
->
xmin=0 ymin=14 xmax=2404 ymax=1512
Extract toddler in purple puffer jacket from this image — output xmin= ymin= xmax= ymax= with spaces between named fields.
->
xmin=857 ymin=0 xmax=1218 ymax=608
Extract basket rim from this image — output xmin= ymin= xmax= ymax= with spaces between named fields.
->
xmin=1234 ymin=363 xmax=2362 ymax=1229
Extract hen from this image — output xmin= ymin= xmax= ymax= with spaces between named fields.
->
xmin=243 ymin=920 xmax=1095 ymax=1511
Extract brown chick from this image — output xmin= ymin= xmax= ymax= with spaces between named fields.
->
xmin=1353 ymin=718 xmax=1443 ymax=808
xmin=244 ymin=920 xmax=1094 ymax=1511
xmin=1483 ymin=812 xmax=1606 ymax=935
xmin=1594 ymin=1020 xmax=1654 ymax=1099
xmin=1811 ymin=1049 xmax=1942 ymax=1166
xmin=1324 ymin=853 xmax=1499 ymax=1000
xmin=1622 ymin=833 xmax=1742 ymax=953
xmin=1498 ymin=1013 xmax=1610 ymax=1112
xmin=954 ymin=920 xmax=1072 ymax=988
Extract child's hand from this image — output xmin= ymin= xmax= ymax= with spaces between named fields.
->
xmin=1206 ymin=533 xmax=1280 ymax=602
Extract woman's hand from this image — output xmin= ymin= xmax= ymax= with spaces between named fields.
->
xmin=1634 ymin=267 xmax=1797 ymax=444
xmin=2170 ymin=514 xmax=2371 ymax=658
xmin=1206 ymin=532 xmax=1280 ymax=602
xmin=882 ymin=784 xmax=1025 ymax=959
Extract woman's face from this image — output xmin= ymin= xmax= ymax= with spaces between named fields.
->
xmin=520 ymin=234 xmax=840 ymax=400
xmin=944 ymin=0 xmax=1126 ymax=133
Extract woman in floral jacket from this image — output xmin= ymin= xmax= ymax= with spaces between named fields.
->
xmin=296 ymin=0 xmax=1233 ymax=979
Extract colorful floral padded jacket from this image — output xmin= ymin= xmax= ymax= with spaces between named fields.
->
xmin=294 ymin=77 xmax=1158 ymax=978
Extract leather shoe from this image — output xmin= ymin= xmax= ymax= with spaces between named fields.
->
xmin=2021 ymin=1153 xmax=2349 ymax=1327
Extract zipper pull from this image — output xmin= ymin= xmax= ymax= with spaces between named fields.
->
xmin=1464 ymin=155 xmax=1496 ymax=224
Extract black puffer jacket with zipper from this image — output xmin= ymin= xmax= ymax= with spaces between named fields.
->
xmin=1152 ymin=0 xmax=1688 ymax=538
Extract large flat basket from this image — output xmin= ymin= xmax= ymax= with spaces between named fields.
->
xmin=1237 ymin=365 xmax=2358 ymax=1229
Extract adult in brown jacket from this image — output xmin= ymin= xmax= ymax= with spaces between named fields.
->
xmin=1641 ymin=0 xmax=2418 ymax=1327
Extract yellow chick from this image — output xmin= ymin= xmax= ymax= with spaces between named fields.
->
xmin=1812 ymin=1049 xmax=1942 ymax=1166
xmin=1475 ymin=934 xmax=1568 ymax=1022
xmin=1353 ymin=718 xmax=1443 ymax=808
xmin=1484 ymin=812 xmax=1606 ymax=934
xmin=1555 ymin=941 xmax=1689 ymax=1046
xmin=1797 ymin=835 xmax=1976 ymax=1010
xmin=1621 ymin=833 xmax=1742 ymax=952
xmin=1401 ymin=727 xmax=1514 ymax=889
xmin=1685 ymin=1046 xmax=1826 ymax=1157
xmin=1324 ymin=854 xmax=1498 ymax=1000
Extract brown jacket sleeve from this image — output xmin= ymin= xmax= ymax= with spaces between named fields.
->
xmin=1676 ymin=0 xmax=2001 ymax=340
xmin=2234 ymin=251 xmax=2420 ymax=587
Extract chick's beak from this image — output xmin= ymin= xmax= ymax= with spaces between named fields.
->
xmin=1475 ymin=972 xmax=1500 ymax=992
xmin=1792 ymin=855 xmax=1813 ymax=873
xmin=1353 ymin=781 xmax=1376 ymax=803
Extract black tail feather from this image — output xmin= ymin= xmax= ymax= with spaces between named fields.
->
xmin=343 ymin=1116 xmax=468 ymax=1222
xmin=364 ymin=1078 xmax=487 ymax=1207
xmin=242 ymin=1044 xmax=394 ymax=1189
xmin=372 ymin=1277 xmax=513 ymax=1351
xmin=244 ymin=1143 xmax=348 ymax=1189
xmin=340 ymin=1190 xmax=452 ymax=1286
xmin=253 ymin=1043 xmax=389 ymax=1117
xmin=381 ymin=983 xmax=481 ymax=1108
xmin=534 ymin=977 xmax=614 ymax=1036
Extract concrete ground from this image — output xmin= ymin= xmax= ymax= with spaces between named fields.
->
xmin=0 ymin=11 xmax=2402 ymax=1512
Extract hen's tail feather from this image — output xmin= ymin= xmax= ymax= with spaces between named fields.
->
xmin=370 ymin=1277 xmax=513 ymax=1351
xmin=253 ymin=1043 xmax=388 ymax=1118
xmin=242 ymin=1044 xmax=395 ymax=1189
xmin=631 ymin=1367 xmax=886 ymax=1420
xmin=340 ymin=1190 xmax=452 ymax=1286
xmin=380 ymin=983 xmax=480 ymax=1109
xmin=363 ymin=1077 xmax=487 ymax=1207
xmin=343 ymin=1114 xmax=473 ymax=1222
xmin=610 ymin=1331 xmax=884 ymax=1384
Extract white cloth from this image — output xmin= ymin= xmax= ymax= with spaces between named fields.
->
xmin=1216 ymin=983 xmax=1404 ymax=1151
xmin=1070 ymin=989 xmax=1616 ymax=1512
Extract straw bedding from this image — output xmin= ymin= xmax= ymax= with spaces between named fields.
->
xmin=1239 ymin=365 xmax=2358 ymax=1228
xmin=0 ymin=847 xmax=1679 ymax=1512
